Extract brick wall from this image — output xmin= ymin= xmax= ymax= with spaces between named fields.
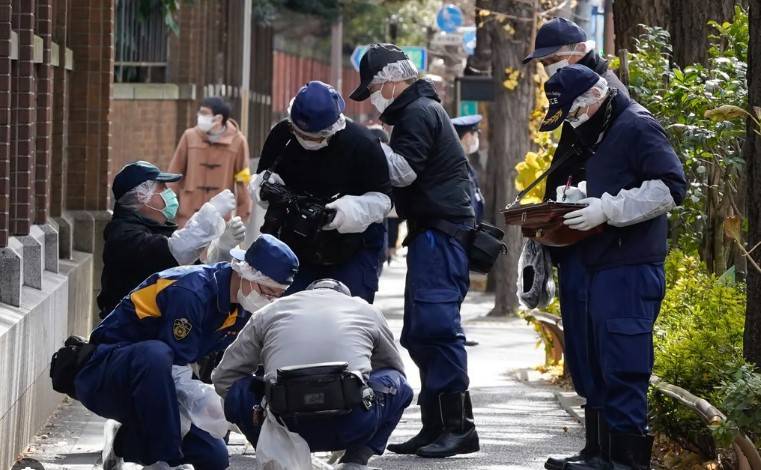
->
xmin=110 ymin=100 xmax=180 ymax=182
xmin=0 ymin=0 xmax=11 ymax=247
xmin=34 ymin=0 xmax=52 ymax=224
xmin=49 ymin=0 xmax=69 ymax=218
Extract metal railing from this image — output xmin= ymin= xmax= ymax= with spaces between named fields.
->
xmin=524 ymin=310 xmax=761 ymax=468
xmin=115 ymin=0 xmax=169 ymax=83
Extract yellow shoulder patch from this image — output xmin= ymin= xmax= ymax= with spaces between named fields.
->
xmin=217 ymin=307 xmax=239 ymax=331
xmin=130 ymin=278 xmax=177 ymax=320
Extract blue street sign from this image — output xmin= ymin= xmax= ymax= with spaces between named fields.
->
xmin=462 ymin=28 xmax=476 ymax=56
xmin=351 ymin=45 xmax=428 ymax=72
xmin=436 ymin=4 xmax=464 ymax=33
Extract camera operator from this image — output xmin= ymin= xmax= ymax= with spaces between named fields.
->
xmin=250 ymin=81 xmax=392 ymax=303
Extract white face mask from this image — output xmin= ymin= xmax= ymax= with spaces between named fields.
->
xmin=567 ymin=107 xmax=591 ymax=128
xmin=197 ymin=114 xmax=215 ymax=132
xmin=545 ymin=59 xmax=569 ymax=77
xmin=295 ymin=134 xmax=329 ymax=151
xmin=465 ymin=134 xmax=479 ymax=154
xmin=237 ymin=282 xmax=272 ymax=313
xmin=370 ymin=83 xmax=396 ymax=114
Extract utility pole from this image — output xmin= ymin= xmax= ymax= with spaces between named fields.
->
xmin=240 ymin=0 xmax=252 ymax=138
xmin=330 ymin=16 xmax=344 ymax=92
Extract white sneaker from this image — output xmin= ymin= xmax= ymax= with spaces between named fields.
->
xmin=141 ymin=462 xmax=171 ymax=470
xmin=102 ymin=419 xmax=123 ymax=470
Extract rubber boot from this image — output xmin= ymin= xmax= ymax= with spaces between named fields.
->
xmin=609 ymin=433 xmax=654 ymax=470
xmin=545 ymin=409 xmax=601 ymax=470
xmin=387 ymin=400 xmax=442 ymax=454
xmin=565 ymin=413 xmax=610 ymax=470
xmin=416 ymin=391 xmax=480 ymax=458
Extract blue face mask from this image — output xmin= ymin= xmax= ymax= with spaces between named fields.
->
xmin=154 ymin=188 xmax=179 ymax=222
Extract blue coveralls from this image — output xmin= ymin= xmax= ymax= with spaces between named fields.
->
xmin=285 ymin=223 xmax=385 ymax=303
xmin=225 ymin=368 xmax=413 ymax=455
xmin=75 ymin=264 xmax=252 ymax=469
xmin=401 ymin=229 xmax=470 ymax=406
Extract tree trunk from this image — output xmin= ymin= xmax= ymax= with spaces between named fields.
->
xmin=668 ymin=0 xmax=734 ymax=67
xmin=744 ymin=0 xmax=761 ymax=367
xmin=483 ymin=0 xmax=535 ymax=316
xmin=612 ymin=0 xmax=671 ymax=53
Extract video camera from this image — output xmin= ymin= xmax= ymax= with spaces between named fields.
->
xmin=259 ymin=171 xmax=336 ymax=241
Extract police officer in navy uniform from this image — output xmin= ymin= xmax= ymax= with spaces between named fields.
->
xmin=451 ymin=114 xmax=486 ymax=224
xmin=73 ymin=235 xmax=299 ymax=470
xmin=523 ymin=18 xmax=629 ymax=470
xmin=250 ymin=81 xmax=391 ymax=303
xmin=350 ymin=43 xmax=479 ymax=459
xmin=540 ymin=65 xmax=686 ymax=470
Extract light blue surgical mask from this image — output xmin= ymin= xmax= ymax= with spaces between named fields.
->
xmin=148 ymin=188 xmax=179 ymax=222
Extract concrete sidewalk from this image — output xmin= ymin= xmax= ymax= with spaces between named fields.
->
xmin=16 ymin=256 xmax=583 ymax=470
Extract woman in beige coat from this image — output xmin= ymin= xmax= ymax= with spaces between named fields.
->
xmin=168 ymin=97 xmax=252 ymax=227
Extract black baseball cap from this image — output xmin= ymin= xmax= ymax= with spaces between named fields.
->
xmin=112 ymin=161 xmax=182 ymax=200
xmin=540 ymin=64 xmax=600 ymax=131
xmin=350 ymin=43 xmax=409 ymax=102
xmin=523 ymin=17 xmax=587 ymax=64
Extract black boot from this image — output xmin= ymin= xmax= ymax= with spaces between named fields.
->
xmin=545 ymin=409 xmax=601 ymax=470
xmin=564 ymin=413 xmax=611 ymax=470
xmin=609 ymin=432 xmax=654 ymax=470
xmin=416 ymin=391 xmax=480 ymax=458
xmin=387 ymin=400 xmax=442 ymax=454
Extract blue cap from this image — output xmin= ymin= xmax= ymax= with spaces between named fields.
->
xmin=112 ymin=161 xmax=182 ymax=201
xmin=540 ymin=64 xmax=600 ymax=131
xmin=230 ymin=234 xmax=299 ymax=285
xmin=290 ymin=81 xmax=346 ymax=133
xmin=451 ymin=114 xmax=482 ymax=137
xmin=523 ymin=17 xmax=587 ymax=63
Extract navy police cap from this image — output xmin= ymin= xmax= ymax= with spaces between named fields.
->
xmin=540 ymin=64 xmax=600 ymax=132
xmin=230 ymin=234 xmax=299 ymax=286
xmin=290 ymin=81 xmax=346 ymax=133
xmin=112 ymin=161 xmax=182 ymax=201
xmin=451 ymin=114 xmax=482 ymax=137
xmin=523 ymin=17 xmax=587 ymax=64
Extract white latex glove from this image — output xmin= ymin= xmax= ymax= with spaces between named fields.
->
xmin=323 ymin=192 xmax=392 ymax=234
xmin=205 ymin=216 xmax=246 ymax=263
xmin=209 ymin=189 xmax=236 ymax=218
xmin=563 ymin=197 xmax=607 ymax=231
xmin=249 ymin=171 xmax=285 ymax=209
xmin=381 ymin=142 xmax=417 ymax=188
xmin=167 ymin=203 xmax=226 ymax=265
xmin=555 ymin=183 xmax=587 ymax=202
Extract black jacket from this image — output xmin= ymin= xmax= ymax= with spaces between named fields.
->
xmin=543 ymin=52 xmax=630 ymax=201
xmin=380 ymin=79 xmax=475 ymax=225
xmin=97 ymin=204 xmax=179 ymax=317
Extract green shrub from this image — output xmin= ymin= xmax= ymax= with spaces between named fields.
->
xmin=650 ymin=250 xmax=747 ymax=458
xmin=713 ymin=364 xmax=761 ymax=449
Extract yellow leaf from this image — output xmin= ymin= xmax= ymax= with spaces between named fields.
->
xmin=723 ymin=215 xmax=742 ymax=241
xmin=704 ymin=104 xmax=748 ymax=121
xmin=478 ymin=9 xmax=490 ymax=17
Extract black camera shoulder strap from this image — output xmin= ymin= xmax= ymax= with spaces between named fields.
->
xmin=263 ymin=138 xmax=291 ymax=179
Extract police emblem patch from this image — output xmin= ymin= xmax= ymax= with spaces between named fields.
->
xmin=173 ymin=318 xmax=192 ymax=341
xmin=543 ymin=109 xmax=563 ymax=126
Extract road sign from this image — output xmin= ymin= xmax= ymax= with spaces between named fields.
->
xmin=436 ymin=4 xmax=464 ymax=33
xmin=459 ymin=100 xmax=478 ymax=117
xmin=431 ymin=31 xmax=464 ymax=48
xmin=462 ymin=27 xmax=477 ymax=55
xmin=351 ymin=45 xmax=428 ymax=72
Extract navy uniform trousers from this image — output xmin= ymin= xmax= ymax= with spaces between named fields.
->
xmin=586 ymin=263 xmax=665 ymax=433
xmin=285 ymin=226 xmax=386 ymax=303
xmin=556 ymin=249 xmax=601 ymax=408
xmin=225 ymin=368 xmax=413 ymax=454
xmin=74 ymin=341 xmax=228 ymax=470
xmin=400 ymin=229 xmax=470 ymax=407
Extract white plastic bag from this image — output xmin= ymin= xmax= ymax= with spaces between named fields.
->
xmin=255 ymin=409 xmax=312 ymax=470
xmin=172 ymin=365 xmax=228 ymax=439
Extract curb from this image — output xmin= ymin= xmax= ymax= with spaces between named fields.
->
xmin=554 ymin=390 xmax=585 ymax=424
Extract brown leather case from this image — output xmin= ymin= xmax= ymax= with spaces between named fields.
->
xmin=502 ymin=201 xmax=604 ymax=247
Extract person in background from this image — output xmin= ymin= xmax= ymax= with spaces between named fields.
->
xmin=251 ymin=81 xmax=391 ymax=303
xmin=98 ymin=161 xmax=245 ymax=318
xmin=451 ymin=114 xmax=486 ymax=224
xmin=212 ymin=279 xmax=412 ymax=470
xmin=522 ymin=17 xmax=629 ymax=470
xmin=351 ymin=43 xmax=478 ymax=459
xmin=168 ymin=97 xmax=252 ymax=227
xmin=542 ymin=65 xmax=686 ymax=470
xmin=72 ymin=235 xmax=299 ymax=470
xmin=367 ymin=124 xmax=401 ymax=265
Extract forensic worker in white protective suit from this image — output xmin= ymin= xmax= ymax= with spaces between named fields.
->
xmin=250 ymin=81 xmax=392 ymax=303
xmin=212 ymin=279 xmax=413 ymax=470
xmin=98 ymin=161 xmax=246 ymax=318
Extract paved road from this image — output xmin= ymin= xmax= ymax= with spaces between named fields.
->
xmin=19 ymin=256 xmax=583 ymax=470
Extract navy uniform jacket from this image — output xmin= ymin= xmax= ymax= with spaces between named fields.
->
xmin=575 ymin=92 xmax=687 ymax=270
xmin=90 ymin=263 xmax=252 ymax=365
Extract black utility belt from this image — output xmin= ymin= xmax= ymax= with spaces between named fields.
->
xmin=407 ymin=219 xmax=507 ymax=274
xmin=265 ymin=362 xmax=373 ymax=418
